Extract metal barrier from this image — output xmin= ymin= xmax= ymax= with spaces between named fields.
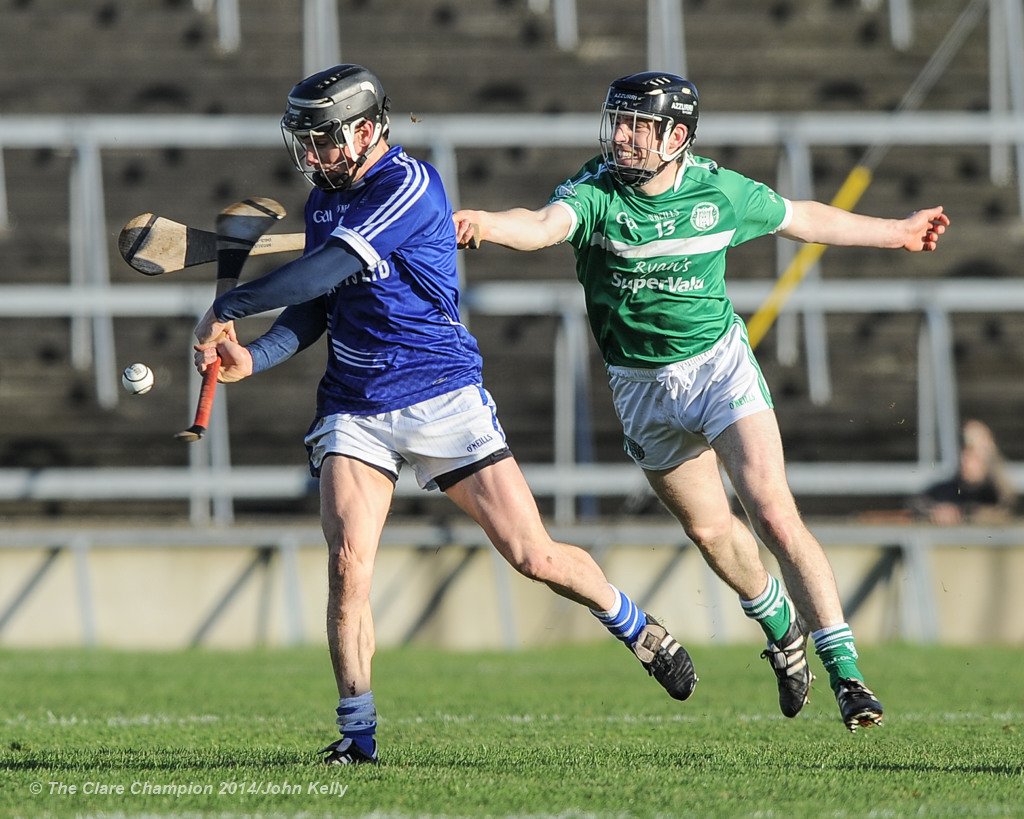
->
xmin=198 ymin=0 xmax=684 ymax=70
xmin=2 ymin=109 xmax=1023 ymax=415
xmin=194 ymin=0 xmax=979 ymax=72
xmin=3 ymin=277 xmax=1024 ymax=521
xmin=1 ymin=106 xmax=1023 ymax=521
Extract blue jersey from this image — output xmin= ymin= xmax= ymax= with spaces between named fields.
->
xmin=243 ymin=146 xmax=484 ymax=416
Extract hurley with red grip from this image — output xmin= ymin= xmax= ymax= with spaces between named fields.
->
xmin=176 ymin=198 xmax=287 ymax=442
xmin=175 ymin=357 xmax=221 ymax=442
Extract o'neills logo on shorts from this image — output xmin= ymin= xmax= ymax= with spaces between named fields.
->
xmin=467 ymin=434 xmax=493 ymax=452
xmin=690 ymin=202 xmax=720 ymax=231
xmin=729 ymin=393 xmax=757 ymax=410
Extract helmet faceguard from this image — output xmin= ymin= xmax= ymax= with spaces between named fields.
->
xmin=599 ymin=72 xmax=699 ymax=187
xmin=281 ymin=64 xmax=391 ymax=191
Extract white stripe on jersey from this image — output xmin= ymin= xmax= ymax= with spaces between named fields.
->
xmin=328 ymin=153 xmax=430 ymax=267
xmin=359 ymin=153 xmax=429 ymax=241
xmin=331 ymin=225 xmax=379 ymax=268
xmin=590 ymin=229 xmax=736 ymax=258
xmin=331 ymin=338 xmax=388 ymax=369
xmin=549 ymin=165 xmax=609 ymax=245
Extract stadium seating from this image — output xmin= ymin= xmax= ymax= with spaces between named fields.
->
xmin=0 ymin=0 xmax=1021 ymax=521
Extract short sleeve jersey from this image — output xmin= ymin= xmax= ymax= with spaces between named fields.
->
xmin=549 ymin=153 xmax=791 ymax=368
xmin=304 ymin=146 xmax=483 ymax=415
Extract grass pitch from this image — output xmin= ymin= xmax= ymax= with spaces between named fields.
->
xmin=1 ymin=643 xmax=1022 ymax=818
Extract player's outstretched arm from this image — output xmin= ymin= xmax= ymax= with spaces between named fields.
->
xmin=780 ymin=201 xmax=949 ymax=252
xmin=455 ymin=204 xmax=573 ymax=252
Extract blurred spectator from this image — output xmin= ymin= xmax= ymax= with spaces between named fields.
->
xmin=909 ymin=419 xmax=1017 ymax=524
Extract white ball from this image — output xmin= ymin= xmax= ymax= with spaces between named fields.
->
xmin=121 ymin=362 xmax=154 ymax=395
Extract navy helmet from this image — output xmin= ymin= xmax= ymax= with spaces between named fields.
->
xmin=281 ymin=64 xmax=391 ymax=191
xmin=599 ymin=72 xmax=699 ymax=186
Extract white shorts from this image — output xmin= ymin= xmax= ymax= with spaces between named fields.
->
xmin=607 ymin=320 xmax=773 ymax=471
xmin=304 ymin=385 xmax=510 ymax=491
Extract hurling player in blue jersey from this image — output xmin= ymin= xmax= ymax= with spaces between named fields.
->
xmin=192 ymin=65 xmax=697 ymax=766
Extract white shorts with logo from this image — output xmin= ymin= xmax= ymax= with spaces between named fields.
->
xmin=304 ymin=384 xmax=510 ymax=491
xmin=607 ymin=319 xmax=773 ymax=471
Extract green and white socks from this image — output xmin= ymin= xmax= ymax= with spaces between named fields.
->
xmin=740 ymin=574 xmax=793 ymax=644
xmin=742 ymin=575 xmax=864 ymax=692
xmin=810 ymin=623 xmax=864 ymax=690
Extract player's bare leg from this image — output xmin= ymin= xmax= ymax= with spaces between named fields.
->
xmin=317 ymin=454 xmax=393 ymax=763
xmin=713 ymin=409 xmax=882 ymax=730
xmin=644 ymin=444 xmax=813 ymax=718
xmin=445 ymin=457 xmax=616 ymax=609
xmin=711 ymin=410 xmax=842 ymax=628
xmin=444 ymin=457 xmax=697 ymax=700
xmin=643 ymin=448 xmax=769 ymax=599
xmin=320 ymin=454 xmax=391 ymax=695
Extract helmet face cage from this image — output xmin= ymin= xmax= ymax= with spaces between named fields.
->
xmin=280 ymin=64 xmax=391 ymax=191
xmin=598 ymin=72 xmax=698 ymax=187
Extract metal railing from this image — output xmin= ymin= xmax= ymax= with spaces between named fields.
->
xmin=197 ymin=0 xmax=682 ymax=71
xmin=3 ymin=276 xmax=1024 ymax=523
xmin=1 ymin=83 xmax=1023 ymax=524
xmin=1 ymin=109 xmax=1023 ymax=415
xmin=194 ymin=0 xmax=949 ymax=70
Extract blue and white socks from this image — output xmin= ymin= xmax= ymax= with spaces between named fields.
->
xmin=591 ymin=585 xmax=648 ymax=645
xmin=336 ymin=690 xmax=377 ymax=758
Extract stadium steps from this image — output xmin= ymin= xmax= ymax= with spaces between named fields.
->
xmin=0 ymin=0 xmax=1021 ymax=520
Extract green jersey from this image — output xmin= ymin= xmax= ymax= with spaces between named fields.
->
xmin=549 ymin=153 xmax=790 ymax=368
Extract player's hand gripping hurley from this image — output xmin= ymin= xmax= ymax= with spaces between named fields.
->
xmin=176 ymin=198 xmax=287 ymax=442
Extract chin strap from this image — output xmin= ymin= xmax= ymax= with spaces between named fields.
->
xmin=313 ymin=150 xmax=370 ymax=192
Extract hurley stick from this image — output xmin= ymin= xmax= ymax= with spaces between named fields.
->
xmin=175 ymin=357 xmax=221 ymax=443
xmin=176 ymin=198 xmax=288 ymax=442
xmin=118 ymin=213 xmax=304 ymax=276
xmin=121 ymin=214 xmax=478 ymax=275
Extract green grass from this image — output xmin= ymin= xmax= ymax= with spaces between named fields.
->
xmin=1 ymin=643 xmax=1022 ymax=818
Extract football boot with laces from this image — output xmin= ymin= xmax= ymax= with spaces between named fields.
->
xmin=318 ymin=736 xmax=378 ymax=765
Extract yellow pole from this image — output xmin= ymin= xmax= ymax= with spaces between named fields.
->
xmin=745 ymin=165 xmax=873 ymax=350
xmin=743 ymin=0 xmax=982 ymax=351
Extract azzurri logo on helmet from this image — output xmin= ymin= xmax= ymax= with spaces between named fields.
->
xmin=281 ymin=64 xmax=391 ymax=191
xmin=599 ymin=72 xmax=699 ymax=187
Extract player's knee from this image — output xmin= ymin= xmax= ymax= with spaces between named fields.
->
xmin=508 ymin=550 xmax=546 ymax=581
xmin=326 ymin=540 xmax=374 ymax=597
xmin=504 ymin=541 xmax=558 ymax=582
xmin=685 ymin=518 xmax=735 ymax=552
xmin=751 ymin=504 xmax=807 ymax=552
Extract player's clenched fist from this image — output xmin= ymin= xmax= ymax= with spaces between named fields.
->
xmin=455 ymin=219 xmax=482 ymax=249
xmin=904 ymin=206 xmax=949 ymax=252
xmin=192 ymin=338 xmax=252 ymax=383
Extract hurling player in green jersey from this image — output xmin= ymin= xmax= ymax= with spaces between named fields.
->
xmin=455 ymin=71 xmax=948 ymax=732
